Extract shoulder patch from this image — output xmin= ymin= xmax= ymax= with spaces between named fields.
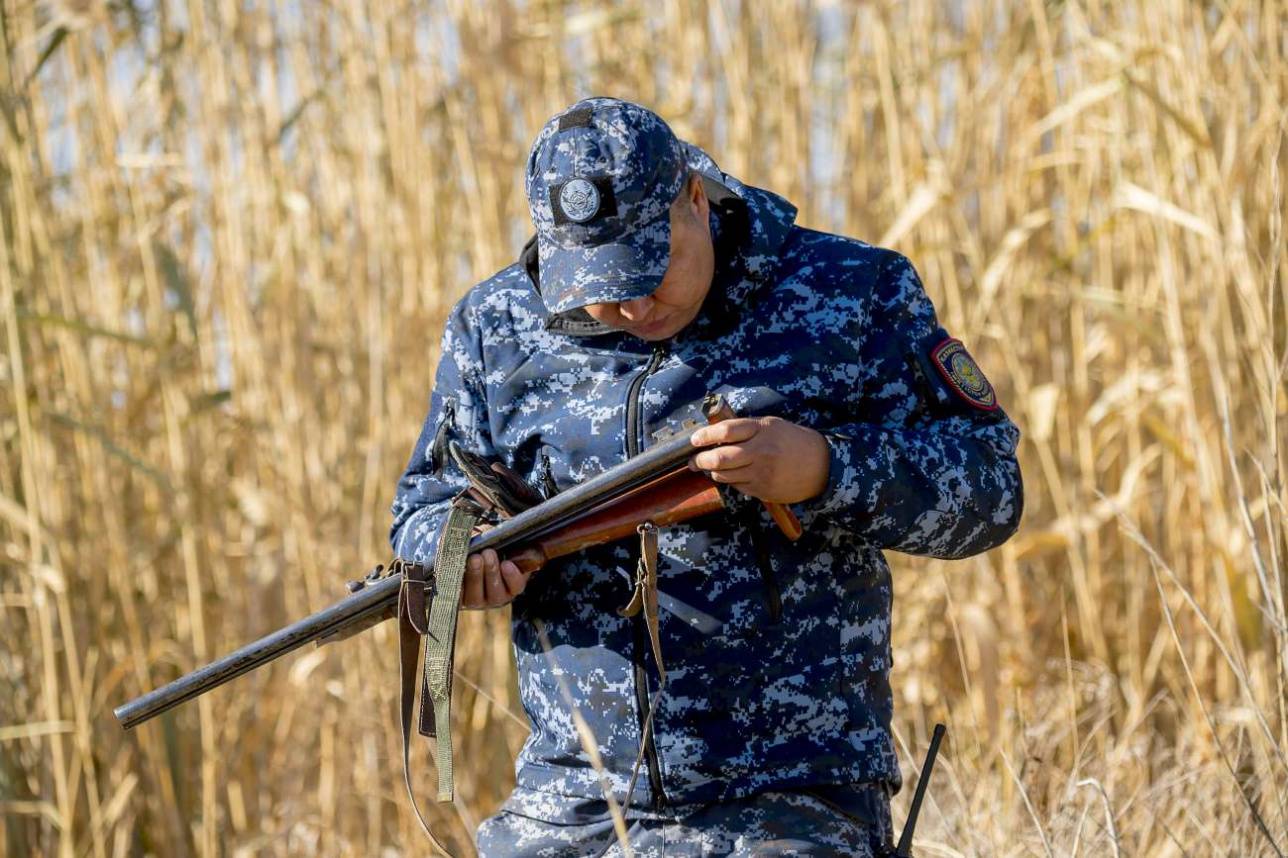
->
xmin=930 ymin=338 xmax=998 ymax=411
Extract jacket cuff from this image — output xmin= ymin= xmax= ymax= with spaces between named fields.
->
xmin=800 ymin=430 xmax=872 ymax=521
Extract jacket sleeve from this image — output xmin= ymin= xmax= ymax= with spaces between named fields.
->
xmin=389 ymin=301 xmax=494 ymax=563
xmin=801 ymin=252 xmax=1023 ymax=559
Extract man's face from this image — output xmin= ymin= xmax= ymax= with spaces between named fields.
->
xmin=582 ymin=175 xmax=714 ymax=341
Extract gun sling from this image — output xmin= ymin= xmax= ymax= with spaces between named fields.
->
xmin=397 ymin=502 xmax=479 ymax=853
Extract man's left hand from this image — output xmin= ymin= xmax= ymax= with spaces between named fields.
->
xmin=688 ymin=417 xmax=831 ymax=505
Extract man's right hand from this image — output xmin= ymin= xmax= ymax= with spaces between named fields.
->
xmin=462 ymin=548 xmax=533 ymax=609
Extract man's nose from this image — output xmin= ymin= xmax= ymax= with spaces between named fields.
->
xmin=618 ymin=295 xmax=653 ymax=321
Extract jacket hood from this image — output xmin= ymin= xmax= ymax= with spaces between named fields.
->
xmin=522 ymin=141 xmax=799 ymax=337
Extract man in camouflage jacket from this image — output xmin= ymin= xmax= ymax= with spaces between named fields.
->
xmin=390 ymin=97 xmax=1023 ymax=856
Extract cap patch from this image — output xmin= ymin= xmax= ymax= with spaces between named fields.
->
xmin=560 ymin=179 xmax=599 ymax=221
xmin=550 ymin=177 xmax=617 ymax=225
xmin=558 ymin=106 xmax=594 ymax=129
xmin=930 ymin=338 xmax=997 ymax=410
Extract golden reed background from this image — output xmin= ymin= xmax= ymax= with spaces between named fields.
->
xmin=1 ymin=0 xmax=1284 ymax=855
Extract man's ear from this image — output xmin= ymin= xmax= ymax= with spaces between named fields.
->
xmin=687 ymin=171 xmax=709 ymax=220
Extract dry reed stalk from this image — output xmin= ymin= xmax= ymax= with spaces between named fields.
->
xmin=0 ymin=0 xmax=1284 ymax=855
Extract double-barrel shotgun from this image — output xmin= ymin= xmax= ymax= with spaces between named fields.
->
xmin=113 ymin=425 xmax=709 ymax=728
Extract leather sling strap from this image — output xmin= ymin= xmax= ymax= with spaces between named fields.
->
xmin=637 ymin=522 xmax=665 ymax=684
xmin=396 ymin=503 xmax=478 ymax=855
xmin=617 ymin=522 xmax=664 ymax=681
xmin=397 ymin=561 xmax=450 ymax=854
xmin=620 ymin=521 xmax=666 ymax=815
xmin=618 ymin=517 xmax=669 ymax=680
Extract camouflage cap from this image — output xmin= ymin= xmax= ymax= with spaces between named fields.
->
xmin=525 ymin=97 xmax=688 ymax=315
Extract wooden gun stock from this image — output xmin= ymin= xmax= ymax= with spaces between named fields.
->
xmin=507 ymin=468 xmax=723 ymax=573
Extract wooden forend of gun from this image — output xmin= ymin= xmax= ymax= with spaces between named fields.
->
xmin=112 ymin=393 xmax=797 ymax=730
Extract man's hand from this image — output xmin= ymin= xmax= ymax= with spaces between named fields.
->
xmin=688 ymin=416 xmax=831 ymax=505
xmin=462 ymin=547 xmax=533 ymax=609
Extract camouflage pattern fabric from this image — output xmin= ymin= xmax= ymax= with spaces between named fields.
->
xmin=389 ymin=135 xmax=1023 ymax=819
xmin=525 ymin=97 xmax=689 ymax=314
xmin=475 ymin=783 xmax=893 ymax=857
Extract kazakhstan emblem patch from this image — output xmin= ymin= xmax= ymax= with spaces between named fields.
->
xmin=558 ymin=178 xmax=601 ymax=222
xmin=930 ymin=338 xmax=998 ymax=411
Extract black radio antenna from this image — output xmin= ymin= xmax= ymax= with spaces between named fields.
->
xmin=890 ymin=723 xmax=946 ymax=857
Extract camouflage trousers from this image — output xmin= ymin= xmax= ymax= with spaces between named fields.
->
xmin=475 ymin=782 xmax=894 ymax=857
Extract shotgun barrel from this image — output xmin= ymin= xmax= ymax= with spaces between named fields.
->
xmin=114 ymin=428 xmax=706 ymax=730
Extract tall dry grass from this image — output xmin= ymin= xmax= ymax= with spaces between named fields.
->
xmin=1 ymin=0 xmax=1284 ymax=855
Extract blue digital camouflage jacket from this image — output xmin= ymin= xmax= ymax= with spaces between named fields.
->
xmin=389 ymin=146 xmax=1023 ymax=810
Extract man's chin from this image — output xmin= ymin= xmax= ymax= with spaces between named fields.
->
xmin=625 ymin=318 xmax=675 ymax=340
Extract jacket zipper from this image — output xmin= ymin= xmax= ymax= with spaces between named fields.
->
xmin=429 ymin=398 xmax=457 ymax=475
xmin=625 ymin=344 xmax=667 ymax=458
xmin=625 ymin=342 xmax=668 ymax=809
